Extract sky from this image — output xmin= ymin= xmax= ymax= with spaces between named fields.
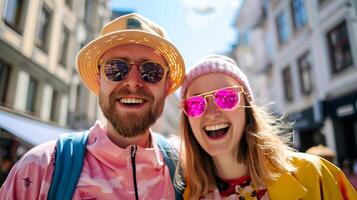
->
xmin=110 ymin=0 xmax=243 ymax=68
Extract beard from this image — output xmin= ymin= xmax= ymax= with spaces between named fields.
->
xmin=99 ymin=87 xmax=165 ymax=138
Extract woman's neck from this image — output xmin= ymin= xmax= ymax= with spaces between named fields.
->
xmin=212 ymin=154 xmax=248 ymax=180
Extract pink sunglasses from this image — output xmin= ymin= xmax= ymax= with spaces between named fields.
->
xmin=181 ymin=86 xmax=247 ymax=118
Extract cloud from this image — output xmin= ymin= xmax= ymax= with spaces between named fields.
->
xmin=182 ymin=0 xmax=239 ymax=14
xmin=182 ymin=0 xmax=240 ymax=30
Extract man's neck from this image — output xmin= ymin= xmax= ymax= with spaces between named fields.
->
xmin=105 ymin=124 xmax=151 ymax=149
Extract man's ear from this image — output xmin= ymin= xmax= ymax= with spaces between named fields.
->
xmin=95 ymin=74 xmax=101 ymax=86
xmin=164 ymin=78 xmax=173 ymax=96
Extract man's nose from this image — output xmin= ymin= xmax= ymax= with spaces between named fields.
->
xmin=123 ymin=64 xmax=144 ymax=88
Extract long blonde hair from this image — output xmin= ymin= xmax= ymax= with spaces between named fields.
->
xmin=176 ymin=100 xmax=296 ymax=199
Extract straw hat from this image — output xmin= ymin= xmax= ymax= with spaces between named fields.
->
xmin=76 ymin=13 xmax=185 ymax=95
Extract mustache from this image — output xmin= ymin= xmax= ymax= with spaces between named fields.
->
xmin=110 ymin=87 xmax=154 ymax=101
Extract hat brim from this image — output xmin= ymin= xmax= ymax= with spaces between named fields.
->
xmin=76 ymin=30 xmax=185 ymax=96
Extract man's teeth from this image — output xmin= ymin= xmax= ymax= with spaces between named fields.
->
xmin=204 ymin=123 xmax=230 ymax=131
xmin=120 ymin=98 xmax=144 ymax=104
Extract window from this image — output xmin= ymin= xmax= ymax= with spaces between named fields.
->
xmin=265 ymin=32 xmax=274 ymax=58
xmin=84 ymin=0 xmax=91 ymax=25
xmin=65 ymin=0 xmax=73 ymax=9
xmin=327 ymin=21 xmax=353 ymax=74
xmin=0 ymin=60 xmax=11 ymax=104
xmin=291 ymin=0 xmax=307 ymax=31
xmin=50 ymin=90 xmax=58 ymax=122
xmin=318 ymin=0 xmax=331 ymax=6
xmin=75 ymin=84 xmax=83 ymax=114
xmin=282 ymin=66 xmax=294 ymax=102
xmin=35 ymin=6 xmax=52 ymax=53
xmin=240 ymin=29 xmax=251 ymax=45
xmin=276 ymin=11 xmax=290 ymax=45
xmin=262 ymin=0 xmax=270 ymax=18
xmin=3 ymin=0 xmax=25 ymax=34
xmin=298 ymin=52 xmax=313 ymax=95
xmin=26 ymin=77 xmax=38 ymax=113
xmin=59 ymin=25 xmax=70 ymax=67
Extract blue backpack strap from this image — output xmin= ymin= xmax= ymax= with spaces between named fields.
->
xmin=47 ymin=131 xmax=89 ymax=200
xmin=154 ymin=133 xmax=183 ymax=200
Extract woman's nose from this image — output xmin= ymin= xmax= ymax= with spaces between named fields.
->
xmin=204 ymin=97 xmax=221 ymax=119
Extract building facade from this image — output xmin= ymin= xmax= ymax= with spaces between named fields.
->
xmin=0 ymin=0 xmax=110 ymax=161
xmin=151 ymin=94 xmax=181 ymax=137
xmin=232 ymin=0 xmax=357 ymax=164
xmin=67 ymin=0 xmax=111 ymax=130
xmin=0 ymin=0 xmax=181 ymax=166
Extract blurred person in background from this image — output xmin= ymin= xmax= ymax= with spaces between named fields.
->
xmin=0 ymin=156 xmax=12 ymax=185
xmin=305 ymin=143 xmax=336 ymax=163
xmin=341 ymin=158 xmax=357 ymax=190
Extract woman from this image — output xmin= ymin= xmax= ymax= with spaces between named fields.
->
xmin=177 ymin=55 xmax=357 ymax=199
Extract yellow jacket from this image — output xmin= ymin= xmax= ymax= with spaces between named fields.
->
xmin=184 ymin=152 xmax=357 ymax=199
xmin=266 ymin=152 xmax=357 ymax=200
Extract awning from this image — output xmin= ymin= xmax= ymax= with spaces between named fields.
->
xmin=287 ymin=101 xmax=324 ymax=132
xmin=324 ymin=91 xmax=357 ymax=119
xmin=0 ymin=111 xmax=75 ymax=146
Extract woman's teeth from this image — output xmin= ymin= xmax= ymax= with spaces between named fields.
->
xmin=204 ymin=123 xmax=230 ymax=131
xmin=120 ymin=98 xmax=144 ymax=104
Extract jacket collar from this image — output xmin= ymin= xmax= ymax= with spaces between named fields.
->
xmin=86 ymin=122 xmax=164 ymax=169
xmin=267 ymin=172 xmax=307 ymax=200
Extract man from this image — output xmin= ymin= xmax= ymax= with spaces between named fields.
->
xmin=0 ymin=13 xmax=185 ymax=199
xmin=0 ymin=156 xmax=12 ymax=185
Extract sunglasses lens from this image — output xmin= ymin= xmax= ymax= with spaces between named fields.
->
xmin=104 ymin=60 xmax=129 ymax=82
xmin=139 ymin=62 xmax=165 ymax=83
xmin=214 ymin=89 xmax=239 ymax=110
xmin=183 ymin=96 xmax=206 ymax=117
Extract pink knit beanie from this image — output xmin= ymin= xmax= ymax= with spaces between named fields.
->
xmin=180 ymin=55 xmax=253 ymax=101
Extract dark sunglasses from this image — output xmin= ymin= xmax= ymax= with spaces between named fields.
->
xmin=181 ymin=86 xmax=246 ymax=118
xmin=99 ymin=58 xmax=169 ymax=84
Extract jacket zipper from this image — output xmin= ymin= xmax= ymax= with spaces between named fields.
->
xmin=131 ymin=145 xmax=139 ymax=200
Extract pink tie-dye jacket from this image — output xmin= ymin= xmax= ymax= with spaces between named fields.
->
xmin=0 ymin=122 xmax=175 ymax=199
